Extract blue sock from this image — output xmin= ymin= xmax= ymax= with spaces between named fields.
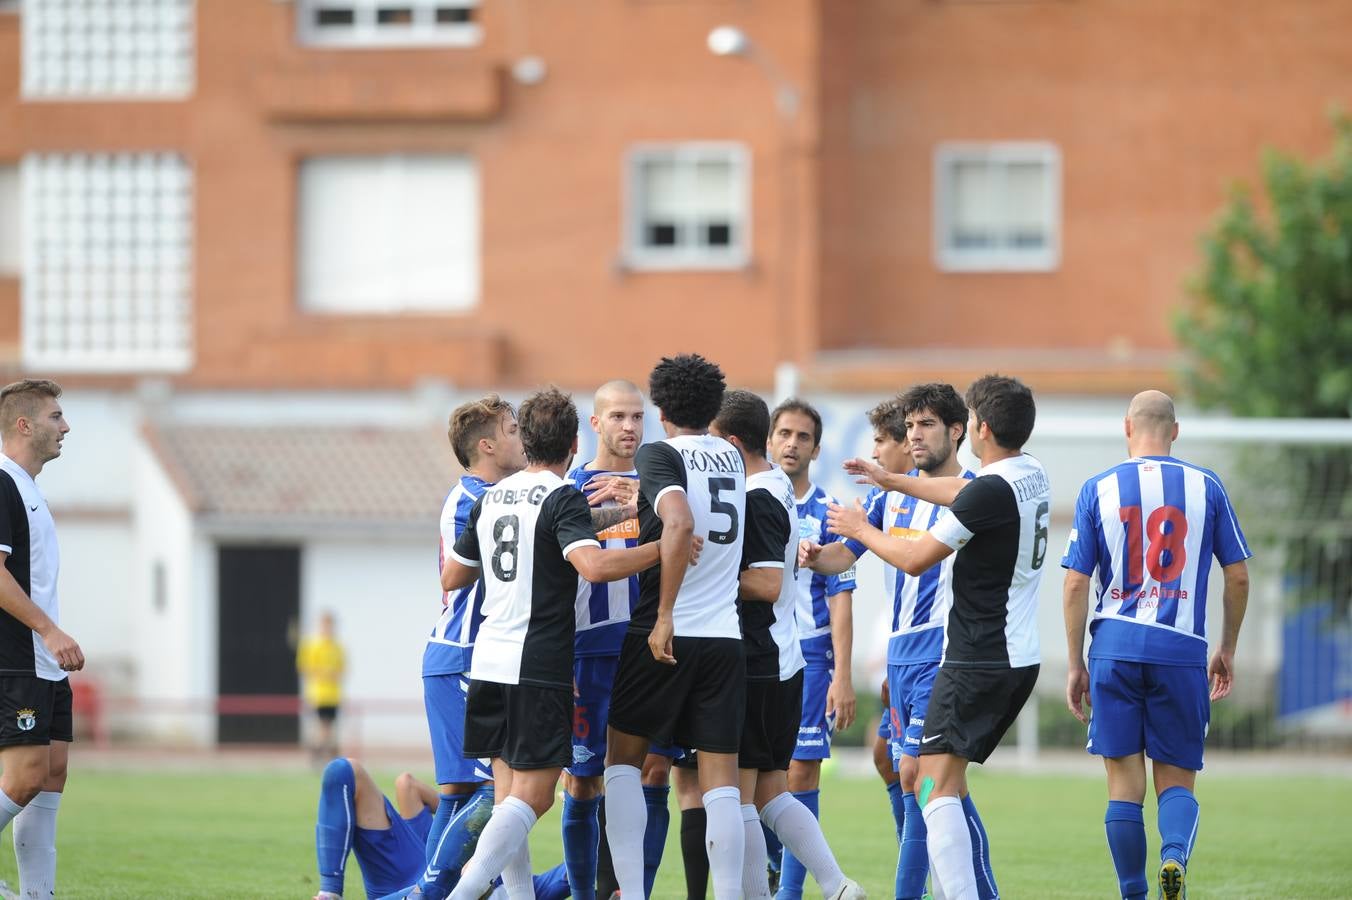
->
xmin=316 ymin=758 xmax=355 ymax=896
xmin=963 ymin=794 xmax=999 ymax=900
xmin=534 ymin=862 xmax=572 ymax=900
xmin=885 ymin=781 xmax=907 ymax=899
xmin=898 ymin=792 xmax=927 ymax=900
xmin=417 ymin=783 xmax=495 ymax=899
xmin=1105 ymin=800 xmax=1148 ymax=900
xmin=764 ymin=820 xmax=784 ymax=876
xmin=775 ymin=789 xmax=818 ymax=900
xmin=425 ymin=793 xmax=466 ymax=863
xmin=562 ymin=791 xmax=601 ymax=900
xmin=1157 ymin=786 xmax=1199 ymax=867
xmin=642 ymin=785 xmax=671 ymax=897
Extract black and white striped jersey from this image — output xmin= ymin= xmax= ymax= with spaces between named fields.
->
xmin=741 ymin=466 xmax=805 ymax=681
xmin=929 ymin=454 xmax=1051 ymax=668
xmin=450 ymin=469 xmax=600 ymax=689
xmin=0 ymin=456 xmax=62 ymax=681
xmin=630 ymin=434 xmax=745 ymax=640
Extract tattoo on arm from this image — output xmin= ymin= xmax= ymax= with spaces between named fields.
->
xmin=591 ymin=505 xmax=635 ymax=533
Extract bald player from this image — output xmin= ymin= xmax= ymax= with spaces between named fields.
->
xmin=563 ymin=381 xmax=675 ymax=900
xmin=1063 ymin=391 xmax=1251 ymax=900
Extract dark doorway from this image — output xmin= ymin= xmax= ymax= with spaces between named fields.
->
xmin=217 ymin=545 xmax=301 ymax=743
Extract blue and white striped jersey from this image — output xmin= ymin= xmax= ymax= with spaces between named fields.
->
xmin=794 ymin=483 xmax=857 ymax=664
xmin=566 ymin=462 xmax=640 ymax=658
xmin=1061 ymin=455 xmax=1252 ymax=667
xmin=422 ymin=474 xmax=491 ymax=677
xmin=842 ymin=469 xmax=975 ymax=666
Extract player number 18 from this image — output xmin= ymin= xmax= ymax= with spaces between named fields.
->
xmin=1118 ymin=504 xmax=1188 ymax=583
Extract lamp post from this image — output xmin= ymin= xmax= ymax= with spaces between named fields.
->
xmin=707 ymin=25 xmax=803 ymax=401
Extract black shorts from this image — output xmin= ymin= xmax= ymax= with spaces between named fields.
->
xmin=0 ymin=676 xmax=73 ymax=747
xmin=463 ymin=680 xmax=571 ymax=770
xmin=740 ymin=671 xmax=803 ymax=772
xmin=315 ymin=705 xmax=339 ymax=724
xmin=609 ymin=633 xmax=745 ymax=754
xmin=919 ymin=664 xmax=1039 ymax=764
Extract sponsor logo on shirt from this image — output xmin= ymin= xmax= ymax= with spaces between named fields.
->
xmin=597 ymin=518 xmax=640 ymax=541
xmin=887 ymin=526 xmax=925 ymax=540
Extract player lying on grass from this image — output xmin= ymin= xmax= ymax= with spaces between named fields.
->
xmin=312 ymin=757 xmax=568 ymax=900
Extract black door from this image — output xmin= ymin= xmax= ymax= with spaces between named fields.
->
xmin=217 ymin=545 xmax=301 ymax=743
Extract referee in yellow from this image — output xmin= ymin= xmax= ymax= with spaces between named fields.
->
xmin=297 ymin=610 xmax=345 ymax=762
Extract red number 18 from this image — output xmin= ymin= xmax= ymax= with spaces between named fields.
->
xmin=1118 ymin=504 xmax=1188 ymax=584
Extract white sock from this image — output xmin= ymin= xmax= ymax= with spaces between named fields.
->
xmin=0 ymin=788 xmax=24 ymax=836
xmin=922 ymin=796 xmax=976 ymax=900
xmin=602 ymin=765 xmax=646 ymax=898
xmin=702 ymin=786 xmax=745 ymax=900
xmin=448 ymin=798 xmax=537 ymax=900
xmin=741 ymin=803 xmax=772 ymax=899
xmin=501 ymin=833 xmax=534 ymax=899
xmin=15 ymin=791 xmax=59 ymax=899
xmin=760 ymin=790 xmax=845 ymax=896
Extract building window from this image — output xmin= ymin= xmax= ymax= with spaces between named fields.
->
xmin=22 ymin=153 xmax=193 ymax=372
xmin=934 ymin=143 xmax=1060 ymax=272
xmin=298 ymin=155 xmax=479 ymax=314
xmin=21 ymin=0 xmax=194 ymax=99
xmin=626 ymin=144 xmax=750 ymax=270
xmin=297 ymin=0 xmax=481 ymax=47
xmin=0 ymin=164 xmax=18 ymax=276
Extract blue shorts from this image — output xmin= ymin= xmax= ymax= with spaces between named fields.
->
xmin=570 ymin=655 xmax=618 ymax=776
xmin=353 ymin=799 xmax=433 ymax=897
xmin=1087 ymin=658 xmax=1209 ymax=771
xmin=887 ymin=660 xmax=938 ymax=763
xmin=425 ymin=672 xmax=493 ymax=786
xmin=793 ymin=663 xmax=835 ymax=761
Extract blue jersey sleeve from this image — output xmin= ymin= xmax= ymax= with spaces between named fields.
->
xmin=1060 ymin=478 xmax=1100 ymax=576
xmin=842 ymin=487 xmax=885 ymax=559
xmin=1207 ymin=474 xmax=1252 ymax=566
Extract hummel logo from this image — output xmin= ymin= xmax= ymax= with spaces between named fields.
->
xmin=921 ymin=734 xmax=943 ymax=744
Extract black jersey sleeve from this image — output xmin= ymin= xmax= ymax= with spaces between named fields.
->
xmin=546 ymin=486 xmax=602 ymax=557
xmin=635 ymin=442 xmax=688 ymax=511
xmin=741 ymin=488 xmax=791 ymax=569
xmin=0 ymin=474 xmax=16 ymax=554
xmin=449 ymin=496 xmax=485 ymax=565
xmin=947 ymin=475 xmax=1017 ymax=534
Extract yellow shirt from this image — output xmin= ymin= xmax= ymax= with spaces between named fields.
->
xmin=296 ymin=636 xmax=344 ymax=708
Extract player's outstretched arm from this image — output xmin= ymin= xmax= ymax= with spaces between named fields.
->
xmin=569 ymin=542 xmax=661 ymax=584
xmin=1062 ymin=569 xmax=1093 ymax=724
xmin=825 ymin=500 xmax=952 ymax=576
xmin=802 ymin=539 xmax=859 ymax=575
xmin=825 ymin=588 xmax=856 ymax=730
xmin=1209 ymin=560 xmax=1250 ymax=701
xmin=841 ymin=458 xmax=969 ymax=507
xmin=0 ymin=554 xmax=83 ymax=672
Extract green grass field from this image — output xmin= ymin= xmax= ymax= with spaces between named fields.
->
xmin=1 ymin=763 xmax=1348 ymax=898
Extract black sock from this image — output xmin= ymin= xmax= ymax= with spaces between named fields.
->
xmin=680 ymin=807 xmax=709 ymax=900
xmin=596 ymin=794 xmax=618 ymax=898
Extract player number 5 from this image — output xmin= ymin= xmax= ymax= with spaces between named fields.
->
xmin=708 ymin=477 xmax=740 ymax=545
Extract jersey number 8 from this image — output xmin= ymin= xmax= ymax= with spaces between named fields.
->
xmin=491 ymin=514 xmax=520 ymax=582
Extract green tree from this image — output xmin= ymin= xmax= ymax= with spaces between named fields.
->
xmin=1177 ymin=118 xmax=1352 ymax=418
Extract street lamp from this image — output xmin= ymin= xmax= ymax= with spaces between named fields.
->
xmin=706 ymin=25 xmax=803 ymax=400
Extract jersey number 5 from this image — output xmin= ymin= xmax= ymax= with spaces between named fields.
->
xmin=708 ymin=477 xmax=740 ymax=545
xmin=1118 ymin=504 xmax=1188 ymax=583
xmin=491 ymin=514 xmax=520 ymax=582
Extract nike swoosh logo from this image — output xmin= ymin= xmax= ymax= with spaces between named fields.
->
xmin=28 ymin=506 xmax=37 ymax=512
xmin=921 ymin=734 xmax=943 ymax=743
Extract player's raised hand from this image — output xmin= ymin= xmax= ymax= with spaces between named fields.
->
xmin=825 ymin=499 xmax=868 ymax=541
xmin=842 ymin=456 xmax=887 ymax=487
xmin=798 ymin=539 xmax=822 ymax=569
xmin=584 ymin=475 xmax=638 ymax=507
xmin=1208 ymin=646 xmax=1235 ymax=701
xmin=1066 ymin=662 xmax=1090 ymax=724
xmin=43 ymin=625 xmax=84 ymax=672
xmin=689 ymin=535 xmax=705 ymax=566
xmin=648 ymin=616 xmax=677 ymax=666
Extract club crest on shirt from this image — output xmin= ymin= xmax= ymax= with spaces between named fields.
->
xmin=799 ymin=516 xmax=819 ymax=539
xmin=15 ymin=708 xmax=35 ymax=731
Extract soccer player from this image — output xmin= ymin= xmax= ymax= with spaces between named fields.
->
xmin=712 ymin=390 xmax=864 ymax=900
xmin=603 ymin=353 xmax=747 ymax=900
xmin=440 ymin=388 xmax=667 ymax=900
xmin=805 ymin=384 xmax=984 ymax=900
xmin=1062 ymin=390 xmax=1251 ymax=900
xmin=416 ymin=395 xmax=526 ymax=898
xmin=313 ymin=757 xmax=569 ymax=900
xmin=563 ymin=380 xmax=674 ymax=900
xmin=766 ymin=398 xmax=858 ymax=900
xmin=297 ymin=610 xmax=345 ymax=762
xmin=0 ymin=379 xmax=84 ymax=900
xmin=825 ymin=374 xmax=1050 ymax=900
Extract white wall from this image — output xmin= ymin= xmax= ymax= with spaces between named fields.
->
xmin=57 ymin=520 xmax=135 ymax=686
